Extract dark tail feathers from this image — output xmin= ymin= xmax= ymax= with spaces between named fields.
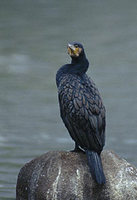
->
xmin=86 ymin=150 xmax=106 ymax=184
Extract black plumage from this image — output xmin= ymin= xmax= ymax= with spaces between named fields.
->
xmin=56 ymin=42 xmax=106 ymax=184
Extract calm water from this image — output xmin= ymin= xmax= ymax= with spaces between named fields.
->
xmin=0 ymin=0 xmax=137 ymax=199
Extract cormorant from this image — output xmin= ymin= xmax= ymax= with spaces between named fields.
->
xmin=56 ymin=42 xmax=106 ymax=184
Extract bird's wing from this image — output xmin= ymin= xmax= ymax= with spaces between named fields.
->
xmin=58 ymin=74 xmax=105 ymax=152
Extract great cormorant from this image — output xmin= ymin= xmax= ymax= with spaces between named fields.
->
xmin=56 ymin=42 xmax=106 ymax=184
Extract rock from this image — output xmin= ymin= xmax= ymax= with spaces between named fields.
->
xmin=16 ymin=150 xmax=137 ymax=200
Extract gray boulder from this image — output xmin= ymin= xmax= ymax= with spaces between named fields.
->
xmin=16 ymin=150 xmax=137 ymax=200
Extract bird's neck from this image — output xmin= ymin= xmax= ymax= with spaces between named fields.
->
xmin=56 ymin=53 xmax=89 ymax=87
xmin=69 ymin=53 xmax=89 ymax=75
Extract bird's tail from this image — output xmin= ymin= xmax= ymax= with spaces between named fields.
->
xmin=86 ymin=150 xmax=106 ymax=184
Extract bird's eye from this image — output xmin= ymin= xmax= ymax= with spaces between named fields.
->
xmin=75 ymin=45 xmax=78 ymax=48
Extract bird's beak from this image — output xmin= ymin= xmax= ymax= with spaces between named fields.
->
xmin=67 ymin=43 xmax=79 ymax=57
xmin=67 ymin=43 xmax=76 ymax=51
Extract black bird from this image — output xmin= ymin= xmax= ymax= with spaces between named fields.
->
xmin=56 ymin=42 xmax=106 ymax=184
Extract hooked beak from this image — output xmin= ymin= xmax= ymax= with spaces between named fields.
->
xmin=67 ymin=43 xmax=80 ymax=57
xmin=67 ymin=43 xmax=76 ymax=51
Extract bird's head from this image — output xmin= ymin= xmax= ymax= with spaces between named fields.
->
xmin=67 ymin=42 xmax=84 ymax=58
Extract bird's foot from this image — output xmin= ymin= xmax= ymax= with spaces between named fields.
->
xmin=70 ymin=146 xmax=85 ymax=153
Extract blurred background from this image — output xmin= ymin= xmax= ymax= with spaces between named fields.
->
xmin=0 ymin=0 xmax=137 ymax=199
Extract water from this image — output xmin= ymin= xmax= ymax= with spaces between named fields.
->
xmin=0 ymin=0 xmax=137 ymax=199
